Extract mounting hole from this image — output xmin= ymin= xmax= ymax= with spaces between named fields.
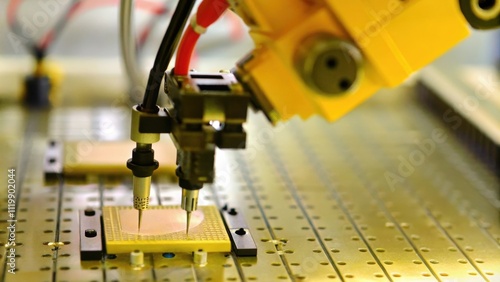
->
xmin=326 ymin=57 xmax=338 ymax=69
xmin=85 ymin=229 xmax=97 ymax=238
xmin=235 ymin=228 xmax=247 ymax=236
xmin=162 ymin=252 xmax=175 ymax=258
xmin=339 ymin=79 xmax=352 ymax=91
xmin=479 ymin=0 xmax=496 ymax=10
xmin=84 ymin=209 xmax=96 ymax=216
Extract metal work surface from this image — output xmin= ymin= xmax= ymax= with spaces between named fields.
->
xmin=0 ymin=84 xmax=499 ymax=281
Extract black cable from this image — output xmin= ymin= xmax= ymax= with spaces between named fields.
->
xmin=141 ymin=0 xmax=196 ymax=113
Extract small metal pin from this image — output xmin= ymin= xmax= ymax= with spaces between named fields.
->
xmin=138 ymin=209 xmax=143 ymax=234
xmin=186 ymin=211 xmax=192 ymax=235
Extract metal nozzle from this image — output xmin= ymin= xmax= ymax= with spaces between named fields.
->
xmin=133 ymin=176 xmax=151 ymax=233
xmin=181 ymin=189 xmax=199 ymax=235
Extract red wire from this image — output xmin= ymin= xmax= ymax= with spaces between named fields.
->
xmin=37 ymin=0 xmax=168 ymax=51
xmin=71 ymin=0 xmax=167 ymax=19
xmin=7 ymin=0 xmax=23 ymax=27
xmin=174 ymin=0 xmax=229 ymax=76
xmin=175 ymin=27 xmax=201 ymax=75
xmin=38 ymin=1 xmax=83 ymax=51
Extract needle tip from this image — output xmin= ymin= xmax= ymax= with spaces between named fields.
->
xmin=138 ymin=209 xmax=143 ymax=234
xmin=186 ymin=211 xmax=191 ymax=235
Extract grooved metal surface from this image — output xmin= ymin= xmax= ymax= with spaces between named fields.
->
xmin=0 ymin=84 xmax=499 ymax=281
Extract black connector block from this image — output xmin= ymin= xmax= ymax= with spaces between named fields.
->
xmin=24 ymin=74 xmax=51 ymax=108
xmin=126 ymin=148 xmax=159 ymax=178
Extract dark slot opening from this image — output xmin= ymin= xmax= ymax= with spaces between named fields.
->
xmin=190 ymin=74 xmax=224 ymax=79
xmin=197 ymin=84 xmax=231 ymax=92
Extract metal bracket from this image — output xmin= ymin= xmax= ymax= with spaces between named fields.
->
xmin=221 ymin=205 xmax=257 ymax=256
xmin=79 ymin=208 xmax=103 ymax=261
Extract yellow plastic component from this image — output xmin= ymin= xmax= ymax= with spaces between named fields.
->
xmin=231 ymin=0 xmax=471 ymax=122
xmin=20 ymin=60 xmax=64 ymax=105
xmin=102 ymin=205 xmax=231 ymax=254
xmin=64 ymin=140 xmax=176 ymax=176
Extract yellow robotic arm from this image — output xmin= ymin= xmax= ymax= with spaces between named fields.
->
xmin=230 ymin=0 xmax=496 ymax=123
xmin=128 ymin=0 xmax=500 ymax=234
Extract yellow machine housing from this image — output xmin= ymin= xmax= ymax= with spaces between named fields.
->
xmin=230 ymin=0 xmax=471 ymax=123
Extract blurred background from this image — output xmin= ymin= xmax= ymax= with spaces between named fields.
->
xmin=2 ymin=0 xmax=500 ymax=101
